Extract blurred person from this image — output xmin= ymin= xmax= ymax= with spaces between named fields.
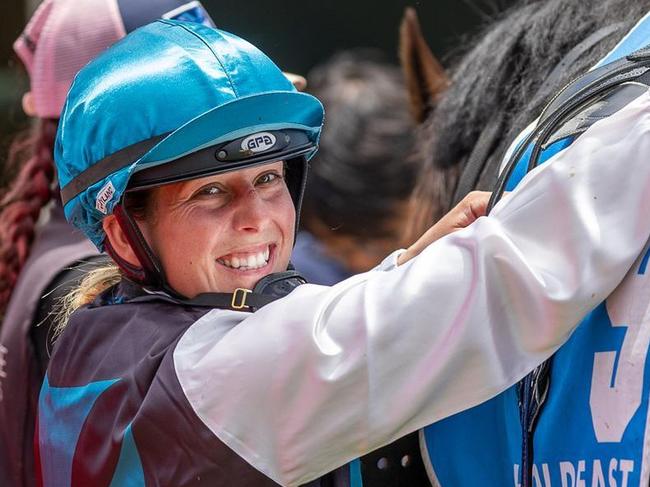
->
xmin=0 ymin=1 xmax=215 ymax=485
xmin=37 ymin=19 xmax=650 ymax=486
xmin=293 ymin=51 xmax=421 ymax=284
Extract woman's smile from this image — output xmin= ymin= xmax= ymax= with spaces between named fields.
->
xmin=216 ymin=243 xmax=277 ymax=274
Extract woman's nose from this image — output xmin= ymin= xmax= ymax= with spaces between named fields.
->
xmin=231 ymin=188 xmax=267 ymax=233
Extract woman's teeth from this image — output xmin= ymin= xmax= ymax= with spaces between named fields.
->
xmin=218 ymin=247 xmax=270 ymax=270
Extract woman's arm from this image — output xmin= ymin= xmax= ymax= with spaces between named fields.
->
xmin=174 ymin=91 xmax=650 ymax=486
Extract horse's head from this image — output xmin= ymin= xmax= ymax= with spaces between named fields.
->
xmin=402 ymin=0 xmax=650 ymax=239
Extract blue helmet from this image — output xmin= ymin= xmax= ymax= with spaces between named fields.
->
xmin=56 ymin=20 xmax=324 ymax=252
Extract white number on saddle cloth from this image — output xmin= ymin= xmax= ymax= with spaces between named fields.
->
xmin=590 ymin=243 xmax=650 ymax=443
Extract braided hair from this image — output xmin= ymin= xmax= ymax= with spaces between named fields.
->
xmin=0 ymin=119 xmax=58 ymax=317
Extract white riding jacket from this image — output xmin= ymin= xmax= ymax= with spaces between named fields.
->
xmin=173 ymin=91 xmax=650 ymax=486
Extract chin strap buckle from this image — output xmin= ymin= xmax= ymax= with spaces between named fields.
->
xmin=231 ymin=288 xmax=252 ymax=310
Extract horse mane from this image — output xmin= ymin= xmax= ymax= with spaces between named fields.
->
xmin=412 ymin=0 xmax=650 ymax=229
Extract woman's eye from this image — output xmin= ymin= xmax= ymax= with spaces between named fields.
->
xmin=257 ymin=172 xmax=281 ymax=185
xmin=197 ymin=185 xmax=223 ymax=197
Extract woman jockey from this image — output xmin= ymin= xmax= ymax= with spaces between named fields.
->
xmin=40 ymin=19 xmax=650 ymax=486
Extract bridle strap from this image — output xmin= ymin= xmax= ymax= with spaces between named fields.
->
xmin=451 ymin=24 xmax=622 ymax=207
xmin=450 ymin=112 xmax=504 ymax=206
xmin=543 ymin=23 xmax=623 ymax=91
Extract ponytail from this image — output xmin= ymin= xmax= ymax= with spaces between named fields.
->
xmin=53 ymin=263 xmax=123 ymax=337
xmin=0 ymin=119 xmax=58 ymax=318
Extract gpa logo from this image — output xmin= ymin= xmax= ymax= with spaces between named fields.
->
xmin=241 ymin=132 xmax=277 ymax=154
xmin=95 ymin=181 xmax=116 ymax=214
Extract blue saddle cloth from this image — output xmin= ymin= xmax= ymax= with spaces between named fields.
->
xmin=422 ymin=12 xmax=650 ymax=487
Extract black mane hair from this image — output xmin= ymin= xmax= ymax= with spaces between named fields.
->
xmin=417 ymin=0 xmax=650 ymax=220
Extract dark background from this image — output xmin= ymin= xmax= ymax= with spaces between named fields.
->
xmin=0 ymin=0 xmax=513 ymax=139
xmin=202 ymin=0 xmax=508 ymax=74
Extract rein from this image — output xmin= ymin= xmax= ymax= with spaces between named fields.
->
xmin=450 ymin=24 xmax=624 ymax=208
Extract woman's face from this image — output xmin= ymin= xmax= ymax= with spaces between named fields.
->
xmin=141 ymin=161 xmax=295 ymax=297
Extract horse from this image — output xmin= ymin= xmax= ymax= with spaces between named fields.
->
xmin=400 ymin=0 xmax=650 ymax=485
xmin=402 ymin=0 xmax=650 ymax=487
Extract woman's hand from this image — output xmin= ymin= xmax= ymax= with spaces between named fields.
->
xmin=397 ymin=191 xmax=491 ymax=266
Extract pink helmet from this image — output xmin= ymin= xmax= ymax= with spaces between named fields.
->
xmin=13 ymin=0 xmax=214 ymax=119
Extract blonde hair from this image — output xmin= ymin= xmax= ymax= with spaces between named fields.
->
xmin=54 ymin=263 xmax=123 ymax=337
xmin=54 ymin=189 xmax=156 ymax=335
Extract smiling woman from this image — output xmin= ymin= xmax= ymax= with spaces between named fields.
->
xmin=39 ymin=18 xmax=650 ymax=487
xmin=106 ymin=161 xmax=296 ymax=296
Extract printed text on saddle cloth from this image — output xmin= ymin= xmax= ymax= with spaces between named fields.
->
xmin=512 ymin=244 xmax=650 ymax=487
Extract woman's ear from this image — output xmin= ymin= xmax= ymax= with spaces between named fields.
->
xmin=283 ymin=72 xmax=307 ymax=91
xmin=102 ymin=215 xmax=141 ymax=267
xmin=22 ymin=92 xmax=36 ymax=117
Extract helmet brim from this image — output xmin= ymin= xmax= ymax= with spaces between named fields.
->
xmin=136 ymin=90 xmax=324 ymax=169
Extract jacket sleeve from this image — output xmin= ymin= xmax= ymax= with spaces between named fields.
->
xmin=173 ymin=90 xmax=650 ymax=486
